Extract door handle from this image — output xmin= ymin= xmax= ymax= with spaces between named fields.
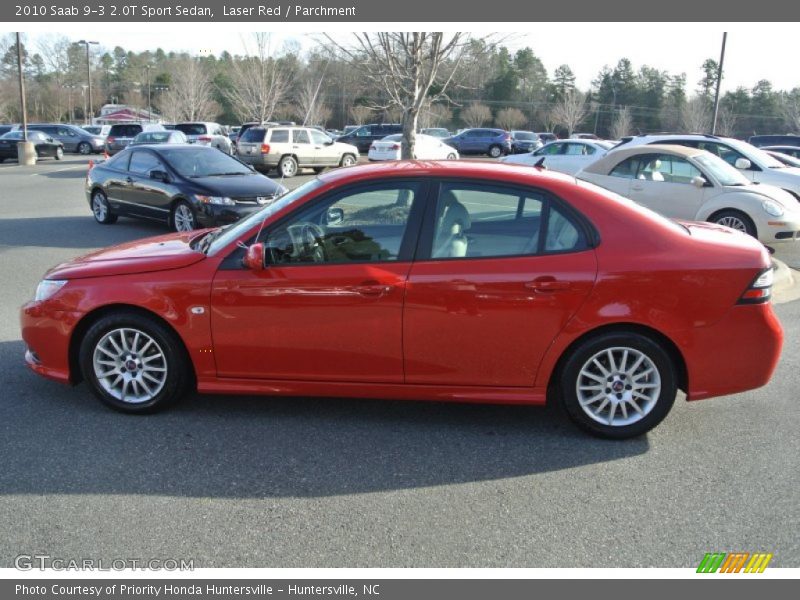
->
xmin=353 ymin=283 xmax=393 ymax=297
xmin=525 ymin=280 xmax=571 ymax=292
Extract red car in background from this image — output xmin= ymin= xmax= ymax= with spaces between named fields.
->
xmin=20 ymin=161 xmax=783 ymax=438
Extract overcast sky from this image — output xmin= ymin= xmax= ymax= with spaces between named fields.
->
xmin=12 ymin=23 xmax=800 ymax=94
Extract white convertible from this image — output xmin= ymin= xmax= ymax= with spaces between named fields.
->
xmin=368 ymin=133 xmax=459 ymax=161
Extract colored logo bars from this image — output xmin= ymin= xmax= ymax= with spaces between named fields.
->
xmin=697 ymin=552 xmax=773 ymax=573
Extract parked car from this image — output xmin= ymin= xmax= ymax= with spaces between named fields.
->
xmin=765 ymin=150 xmax=800 ymax=168
xmin=0 ymin=130 xmax=63 ymax=161
xmin=236 ymin=125 xmax=359 ymax=177
xmin=23 ymin=161 xmax=782 ymax=439
xmin=85 ymin=145 xmax=286 ymax=232
xmin=0 ymin=124 xmax=14 ymax=137
xmin=173 ymin=122 xmax=232 ymax=154
xmin=572 ymin=133 xmax=601 ymax=140
xmin=537 ymin=132 xmax=558 ymax=144
xmin=27 ymin=123 xmax=105 ymax=155
xmin=762 ymin=145 xmax=800 ymax=159
xmin=444 ymin=128 xmax=512 ymax=157
xmin=502 ymin=139 xmax=615 ymax=175
xmin=130 ymin=130 xmax=188 ymax=146
xmin=368 ymin=133 xmax=459 ymax=161
xmin=336 ymin=123 xmax=403 ymax=153
xmin=578 ymin=144 xmax=800 ymax=244
xmin=420 ymin=128 xmax=451 ymax=139
xmin=616 ymin=134 xmax=800 ymax=199
xmin=748 ymin=134 xmax=800 ymax=148
xmin=83 ymin=125 xmax=111 ymax=137
xmin=105 ymin=123 xmax=165 ymax=156
xmin=510 ymin=130 xmax=542 ymax=154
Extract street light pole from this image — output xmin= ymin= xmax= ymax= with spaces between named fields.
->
xmin=78 ymin=39 xmax=99 ymax=124
xmin=711 ymin=32 xmax=728 ymax=135
xmin=16 ymin=32 xmax=27 ymax=142
xmin=145 ymin=65 xmax=152 ymax=121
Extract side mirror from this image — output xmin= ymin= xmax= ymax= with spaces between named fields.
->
xmin=734 ymin=157 xmax=752 ymax=170
xmin=691 ymin=175 xmax=708 ymax=188
xmin=47 ymin=137 xmax=55 ymax=143
xmin=150 ymin=169 xmax=170 ymax=183
xmin=243 ymin=243 xmax=265 ymax=271
xmin=326 ymin=207 xmax=344 ymax=226
xmin=324 ymin=140 xmax=334 ymax=146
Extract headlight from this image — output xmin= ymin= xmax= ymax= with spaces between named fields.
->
xmin=34 ymin=280 xmax=67 ymax=302
xmin=195 ymin=195 xmax=235 ymax=206
xmin=762 ymin=199 xmax=784 ymax=217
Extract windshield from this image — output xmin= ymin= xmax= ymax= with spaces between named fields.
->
xmin=512 ymin=132 xmax=537 ymax=140
xmin=161 ymin=148 xmax=252 ymax=177
xmin=693 ymin=153 xmax=751 ymax=186
xmin=726 ymin=139 xmax=785 ymax=169
xmin=207 ymin=178 xmax=325 ymax=256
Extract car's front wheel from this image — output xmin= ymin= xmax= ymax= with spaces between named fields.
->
xmin=77 ymin=142 xmax=92 ymax=155
xmin=91 ymin=189 xmax=118 ymax=224
xmin=710 ymin=209 xmax=757 ymax=238
xmin=79 ymin=311 xmax=191 ymax=413
xmin=339 ymin=154 xmax=357 ymax=168
xmin=172 ymin=200 xmax=197 ymax=232
xmin=488 ymin=145 xmax=503 ymax=158
xmin=559 ymin=332 xmax=678 ymax=439
xmin=55 ymin=147 xmax=64 ymax=160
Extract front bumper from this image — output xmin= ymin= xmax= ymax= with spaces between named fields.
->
xmin=194 ymin=202 xmax=263 ymax=228
xmin=21 ymin=301 xmax=82 ymax=385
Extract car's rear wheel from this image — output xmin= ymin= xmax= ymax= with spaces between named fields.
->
xmin=91 ymin=189 xmax=118 ymax=224
xmin=488 ymin=145 xmax=502 ymax=158
xmin=559 ymin=332 xmax=677 ymax=439
xmin=172 ymin=200 xmax=197 ymax=232
xmin=77 ymin=142 xmax=92 ymax=155
xmin=339 ymin=154 xmax=357 ymax=168
xmin=55 ymin=147 xmax=64 ymax=160
xmin=277 ymin=155 xmax=298 ymax=178
xmin=710 ymin=209 xmax=757 ymax=238
xmin=79 ymin=311 xmax=191 ymax=413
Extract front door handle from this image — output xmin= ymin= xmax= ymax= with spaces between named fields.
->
xmin=525 ymin=280 xmax=571 ymax=292
xmin=353 ymin=282 xmax=393 ymax=297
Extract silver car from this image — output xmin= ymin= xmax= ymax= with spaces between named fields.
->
xmin=174 ymin=122 xmax=232 ymax=154
xmin=105 ymin=123 xmax=165 ymax=155
xmin=27 ymin=123 xmax=105 ymax=155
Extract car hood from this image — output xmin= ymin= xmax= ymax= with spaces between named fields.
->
xmin=332 ymin=142 xmax=359 ymax=153
xmin=45 ymin=231 xmax=208 ymax=280
xmin=761 ymin=167 xmax=800 ymax=187
xmin=190 ymin=174 xmax=286 ymax=197
xmin=726 ymin=183 xmax=800 ymax=209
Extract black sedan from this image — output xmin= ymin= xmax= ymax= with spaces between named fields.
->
xmin=0 ymin=130 xmax=64 ymax=162
xmin=86 ymin=145 xmax=287 ymax=232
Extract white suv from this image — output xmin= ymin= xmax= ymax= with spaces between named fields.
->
xmin=616 ymin=134 xmax=800 ymax=200
xmin=236 ymin=125 xmax=359 ymax=177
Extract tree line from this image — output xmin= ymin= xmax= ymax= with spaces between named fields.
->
xmin=1 ymin=33 xmax=798 ymax=139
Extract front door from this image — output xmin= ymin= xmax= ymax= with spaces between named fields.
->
xmin=210 ymin=179 xmax=428 ymax=382
xmin=628 ymin=153 xmax=705 ymax=219
xmin=403 ymin=180 xmax=597 ymax=387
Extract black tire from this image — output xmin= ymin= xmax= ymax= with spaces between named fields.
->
xmin=277 ymin=155 xmax=298 ymax=178
xmin=79 ymin=311 xmax=191 ymax=414
xmin=91 ymin=189 xmax=118 ymax=224
xmin=709 ymin=209 xmax=757 ymax=238
xmin=171 ymin=200 xmax=197 ymax=232
xmin=313 ymin=167 xmax=326 ymax=174
xmin=77 ymin=142 xmax=92 ymax=155
xmin=0 ymin=158 xmax=4 ymax=163
xmin=339 ymin=153 xmax=357 ymax=168
xmin=559 ymin=332 xmax=678 ymax=439
xmin=488 ymin=145 xmax=503 ymax=158
xmin=446 ymin=153 xmax=458 ymax=160
xmin=55 ymin=147 xmax=64 ymax=160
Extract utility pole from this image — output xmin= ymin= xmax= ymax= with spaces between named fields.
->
xmin=711 ymin=32 xmax=727 ymax=135
xmin=78 ymin=40 xmax=99 ymax=123
xmin=145 ymin=65 xmax=153 ymax=121
xmin=16 ymin=32 xmax=35 ymax=165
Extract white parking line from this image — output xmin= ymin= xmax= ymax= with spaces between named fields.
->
xmin=29 ymin=165 xmax=86 ymax=176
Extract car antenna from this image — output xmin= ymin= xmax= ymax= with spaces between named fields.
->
xmin=534 ymin=157 xmax=547 ymax=169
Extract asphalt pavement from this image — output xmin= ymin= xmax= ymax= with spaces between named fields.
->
xmin=0 ymin=155 xmax=798 ymax=567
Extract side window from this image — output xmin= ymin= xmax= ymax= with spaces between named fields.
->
xmin=269 ymin=129 xmax=290 ymax=143
xmin=698 ymin=142 xmax=752 ymax=169
xmin=59 ymin=127 xmax=76 ymax=137
xmin=354 ymin=126 xmax=371 ymax=137
xmin=538 ymin=143 xmax=562 ymax=156
xmin=564 ymin=143 xmax=593 ymax=155
xmin=430 ymin=183 xmax=546 ymax=259
xmin=638 ymin=154 xmax=701 ymax=184
xmin=310 ymin=130 xmax=330 ymax=145
xmin=609 ymin=157 xmax=640 ymax=179
xmin=544 ymin=205 xmax=583 ymax=253
xmin=263 ymin=182 xmax=422 ymax=264
xmin=293 ymin=129 xmax=311 ymax=144
xmin=128 ymin=151 xmax=164 ymax=175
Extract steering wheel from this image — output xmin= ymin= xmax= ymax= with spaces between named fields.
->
xmin=286 ymin=222 xmax=328 ymax=262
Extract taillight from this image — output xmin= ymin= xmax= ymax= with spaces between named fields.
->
xmin=738 ymin=267 xmax=773 ymax=304
xmin=198 ymin=135 xmax=212 ymax=142
xmin=260 ymin=143 xmax=271 ymax=154
xmin=504 ymin=133 xmax=511 ymax=140
xmin=390 ymin=144 xmax=400 ymax=151
xmin=107 ymin=136 xmax=115 ymax=143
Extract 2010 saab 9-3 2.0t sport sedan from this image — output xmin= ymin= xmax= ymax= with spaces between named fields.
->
xmin=22 ymin=161 xmax=783 ymax=438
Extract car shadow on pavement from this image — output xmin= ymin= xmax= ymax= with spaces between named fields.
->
xmin=0 ymin=339 xmax=649 ymax=499
xmin=0 ymin=216 xmax=166 ymax=250
xmin=40 ymin=168 xmax=91 ymax=179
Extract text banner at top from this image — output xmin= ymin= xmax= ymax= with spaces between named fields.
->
xmin=4 ymin=0 xmax=800 ymax=22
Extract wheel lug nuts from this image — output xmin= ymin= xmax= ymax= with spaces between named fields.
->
xmin=605 ymin=388 xmax=611 ymax=393
xmin=625 ymin=385 xmax=632 ymax=390
xmin=616 ymin=393 xmax=623 ymax=399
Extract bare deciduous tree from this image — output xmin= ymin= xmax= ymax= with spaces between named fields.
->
xmin=326 ymin=32 xmax=469 ymax=159
xmin=780 ymin=91 xmax=800 ymax=132
xmin=296 ymin=79 xmax=331 ymax=126
xmin=461 ymin=102 xmax=491 ymax=127
xmin=495 ymin=107 xmax=526 ymax=130
xmin=224 ymin=33 xmax=290 ymax=123
xmin=716 ymin=106 xmax=738 ymax=137
xmin=551 ymin=89 xmax=590 ymax=137
xmin=419 ymin=102 xmax=452 ymax=129
xmin=349 ymin=105 xmax=373 ymax=125
xmin=681 ymin=96 xmax=711 ymax=133
xmin=167 ymin=57 xmax=217 ymax=121
xmin=609 ymin=106 xmax=633 ymax=140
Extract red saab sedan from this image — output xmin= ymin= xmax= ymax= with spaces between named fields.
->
xmin=21 ymin=161 xmax=783 ymax=438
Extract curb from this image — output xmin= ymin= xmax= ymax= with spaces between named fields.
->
xmin=771 ymin=258 xmax=800 ymax=304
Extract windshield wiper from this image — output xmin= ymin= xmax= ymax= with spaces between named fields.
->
xmin=206 ymin=171 xmax=249 ymax=176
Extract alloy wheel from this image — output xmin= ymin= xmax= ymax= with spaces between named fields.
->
xmin=92 ymin=327 xmax=167 ymax=404
xmin=173 ymin=204 xmax=195 ymax=232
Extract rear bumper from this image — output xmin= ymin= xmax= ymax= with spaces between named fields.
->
xmin=684 ymin=302 xmax=783 ymax=401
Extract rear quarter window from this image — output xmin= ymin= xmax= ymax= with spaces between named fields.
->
xmin=269 ymin=129 xmax=290 ymax=143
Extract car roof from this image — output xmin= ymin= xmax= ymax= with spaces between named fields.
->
xmin=580 ymin=144 xmax=705 ymax=175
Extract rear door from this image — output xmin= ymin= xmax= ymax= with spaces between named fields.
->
xmin=291 ymin=128 xmax=315 ymax=165
xmin=403 ymin=180 xmax=597 ymax=387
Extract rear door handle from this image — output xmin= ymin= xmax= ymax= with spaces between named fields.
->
xmin=353 ymin=283 xmax=393 ymax=297
xmin=525 ymin=280 xmax=571 ymax=292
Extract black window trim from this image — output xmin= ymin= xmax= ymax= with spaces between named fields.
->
xmin=413 ymin=177 xmax=600 ymax=263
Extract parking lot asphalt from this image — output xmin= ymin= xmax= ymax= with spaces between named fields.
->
xmin=1 ymin=155 xmax=799 ymax=567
